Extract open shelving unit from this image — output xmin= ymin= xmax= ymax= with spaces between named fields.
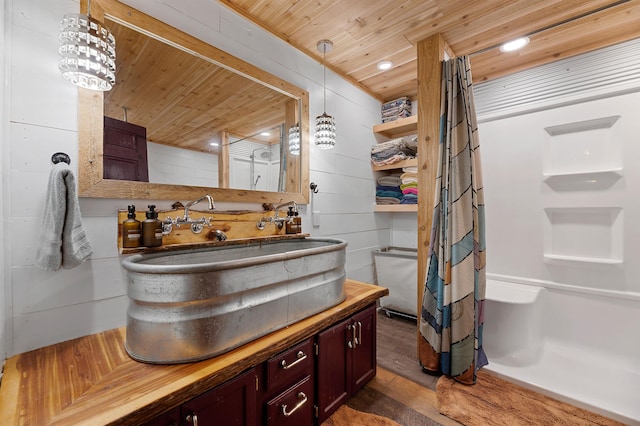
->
xmin=372 ymin=116 xmax=418 ymax=212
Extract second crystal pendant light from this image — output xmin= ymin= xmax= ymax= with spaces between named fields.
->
xmin=314 ymin=40 xmax=336 ymax=150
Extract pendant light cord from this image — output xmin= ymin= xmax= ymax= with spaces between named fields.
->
xmin=322 ymin=45 xmax=327 ymax=114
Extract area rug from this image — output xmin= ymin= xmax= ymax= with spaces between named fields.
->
xmin=322 ymin=404 xmax=402 ymax=426
xmin=346 ymin=385 xmax=445 ymax=426
xmin=437 ymin=370 xmax=625 ymax=425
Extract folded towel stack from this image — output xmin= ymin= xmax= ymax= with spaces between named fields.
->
xmin=371 ymin=136 xmax=418 ymax=166
xmin=375 ymin=175 xmax=402 ymax=205
xmin=381 ymin=97 xmax=412 ymax=123
xmin=400 ymin=166 xmax=418 ymax=204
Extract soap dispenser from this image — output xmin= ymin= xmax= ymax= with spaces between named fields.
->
xmin=285 ymin=206 xmax=296 ymax=234
xmin=285 ymin=206 xmax=302 ymax=234
xmin=122 ymin=205 xmax=141 ymax=248
xmin=141 ymin=205 xmax=163 ymax=247
xmin=292 ymin=209 xmax=302 ymax=234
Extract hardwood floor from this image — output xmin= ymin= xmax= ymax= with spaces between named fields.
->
xmin=344 ymin=310 xmax=461 ymax=426
xmin=376 ymin=310 xmax=439 ymax=391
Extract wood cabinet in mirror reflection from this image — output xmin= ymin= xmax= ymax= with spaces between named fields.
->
xmin=103 ymin=117 xmax=148 ymax=182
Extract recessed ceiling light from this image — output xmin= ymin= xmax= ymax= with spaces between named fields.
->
xmin=209 ymin=142 xmax=218 ymax=147
xmin=377 ymin=60 xmax=394 ymax=71
xmin=260 ymin=132 xmax=271 ymax=136
xmin=500 ymin=37 xmax=530 ymax=52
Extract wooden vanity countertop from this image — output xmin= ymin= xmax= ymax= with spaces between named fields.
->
xmin=0 ymin=280 xmax=388 ymax=425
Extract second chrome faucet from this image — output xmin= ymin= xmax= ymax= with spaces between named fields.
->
xmin=163 ymin=194 xmax=225 ymax=237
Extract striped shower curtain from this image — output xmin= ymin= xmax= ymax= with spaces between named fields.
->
xmin=418 ymin=56 xmax=487 ymax=385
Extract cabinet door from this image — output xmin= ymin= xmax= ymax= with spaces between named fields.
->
xmin=182 ymin=367 xmax=258 ymax=426
xmin=315 ymin=317 xmax=350 ymax=424
xmin=350 ymin=304 xmax=377 ymax=394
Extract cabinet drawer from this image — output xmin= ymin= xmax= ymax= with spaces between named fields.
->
xmin=265 ymin=338 xmax=313 ymax=392
xmin=266 ymin=375 xmax=313 ymax=426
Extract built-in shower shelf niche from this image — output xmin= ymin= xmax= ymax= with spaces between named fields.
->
xmin=543 ymin=207 xmax=623 ymax=265
xmin=542 ymin=116 xmax=622 ymax=184
xmin=543 ymin=168 xmax=623 ymax=191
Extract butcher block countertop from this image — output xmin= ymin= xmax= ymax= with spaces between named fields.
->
xmin=0 ymin=280 xmax=388 ymax=425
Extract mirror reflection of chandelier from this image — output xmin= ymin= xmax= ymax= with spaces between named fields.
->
xmin=58 ymin=0 xmax=116 ymax=91
xmin=288 ymin=123 xmax=301 ymax=155
xmin=314 ymin=40 xmax=336 ymax=150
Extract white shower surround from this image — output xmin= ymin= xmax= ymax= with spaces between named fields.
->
xmin=483 ymin=278 xmax=640 ymax=424
xmin=475 ymin=60 xmax=640 ymax=423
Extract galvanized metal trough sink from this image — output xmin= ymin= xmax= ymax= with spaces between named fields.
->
xmin=121 ymin=237 xmax=347 ymax=364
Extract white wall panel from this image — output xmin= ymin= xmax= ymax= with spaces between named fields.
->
xmin=12 ymin=258 xmax=125 ymax=316
xmin=12 ymin=295 xmax=128 ymax=355
xmin=10 ymin=24 xmax=77 ymax=129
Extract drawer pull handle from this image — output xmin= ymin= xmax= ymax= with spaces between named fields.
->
xmin=185 ymin=414 xmax=199 ymax=426
xmin=280 ymin=351 xmax=307 ymax=370
xmin=281 ymin=391 xmax=308 ymax=417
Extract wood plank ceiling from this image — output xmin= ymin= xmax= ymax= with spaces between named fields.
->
xmin=104 ymin=20 xmax=292 ymax=152
xmin=218 ymin=0 xmax=640 ymax=102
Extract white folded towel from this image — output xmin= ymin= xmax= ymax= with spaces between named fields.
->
xmin=35 ymin=162 xmax=93 ymax=271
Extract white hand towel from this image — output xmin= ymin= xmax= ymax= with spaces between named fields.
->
xmin=35 ymin=162 xmax=93 ymax=271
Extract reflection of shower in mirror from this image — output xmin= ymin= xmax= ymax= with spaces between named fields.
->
xmin=250 ymin=146 xmax=271 ymax=190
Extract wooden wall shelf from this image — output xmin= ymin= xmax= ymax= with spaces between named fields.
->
xmin=372 ymin=158 xmax=417 ymax=171
xmin=372 ymin=115 xmax=417 ymax=138
xmin=374 ymin=204 xmax=417 ymax=212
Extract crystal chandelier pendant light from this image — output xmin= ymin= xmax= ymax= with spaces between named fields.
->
xmin=58 ymin=0 xmax=116 ymax=91
xmin=288 ymin=123 xmax=301 ymax=155
xmin=314 ymin=40 xmax=336 ymax=150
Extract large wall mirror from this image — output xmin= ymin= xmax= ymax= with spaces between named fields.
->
xmin=78 ymin=0 xmax=309 ymax=204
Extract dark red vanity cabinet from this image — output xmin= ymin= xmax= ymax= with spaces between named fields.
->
xmin=141 ymin=303 xmax=377 ymax=426
xmin=261 ymin=338 xmax=315 ymax=426
xmin=181 ymin=366 xmax=259 ymax=426
xmin=315 ymin=304 xmax=377 ymax=423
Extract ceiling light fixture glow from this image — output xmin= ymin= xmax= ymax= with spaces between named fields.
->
xmin=500 ymin=37 xmax=530 ymax=52
xmin=377 ymin=60 xmax=394 ymax=70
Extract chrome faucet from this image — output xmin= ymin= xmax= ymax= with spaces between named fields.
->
xmin=258 ymin=201 xmax=297 ymax=230
xmin=163 ymin=194 xmax=216 ymax=235
xmin=274 ymin=201 xmax=297 ymax=220
xmin=184 ymin=194 xmax=215 ymax=220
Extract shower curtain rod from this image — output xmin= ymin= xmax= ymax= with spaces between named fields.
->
xmin=469 ymin=0 xmax=631 ymax=57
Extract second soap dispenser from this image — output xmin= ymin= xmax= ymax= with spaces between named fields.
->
xmin=141 ymin=205 xmax=163 ymax=247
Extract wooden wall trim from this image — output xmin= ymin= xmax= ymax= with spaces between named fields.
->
xmin=416 ymin=34 xmax=450 ymax=352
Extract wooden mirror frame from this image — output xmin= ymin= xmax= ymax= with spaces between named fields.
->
xmin=78 ymin=0 xmax=310 ymax=204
